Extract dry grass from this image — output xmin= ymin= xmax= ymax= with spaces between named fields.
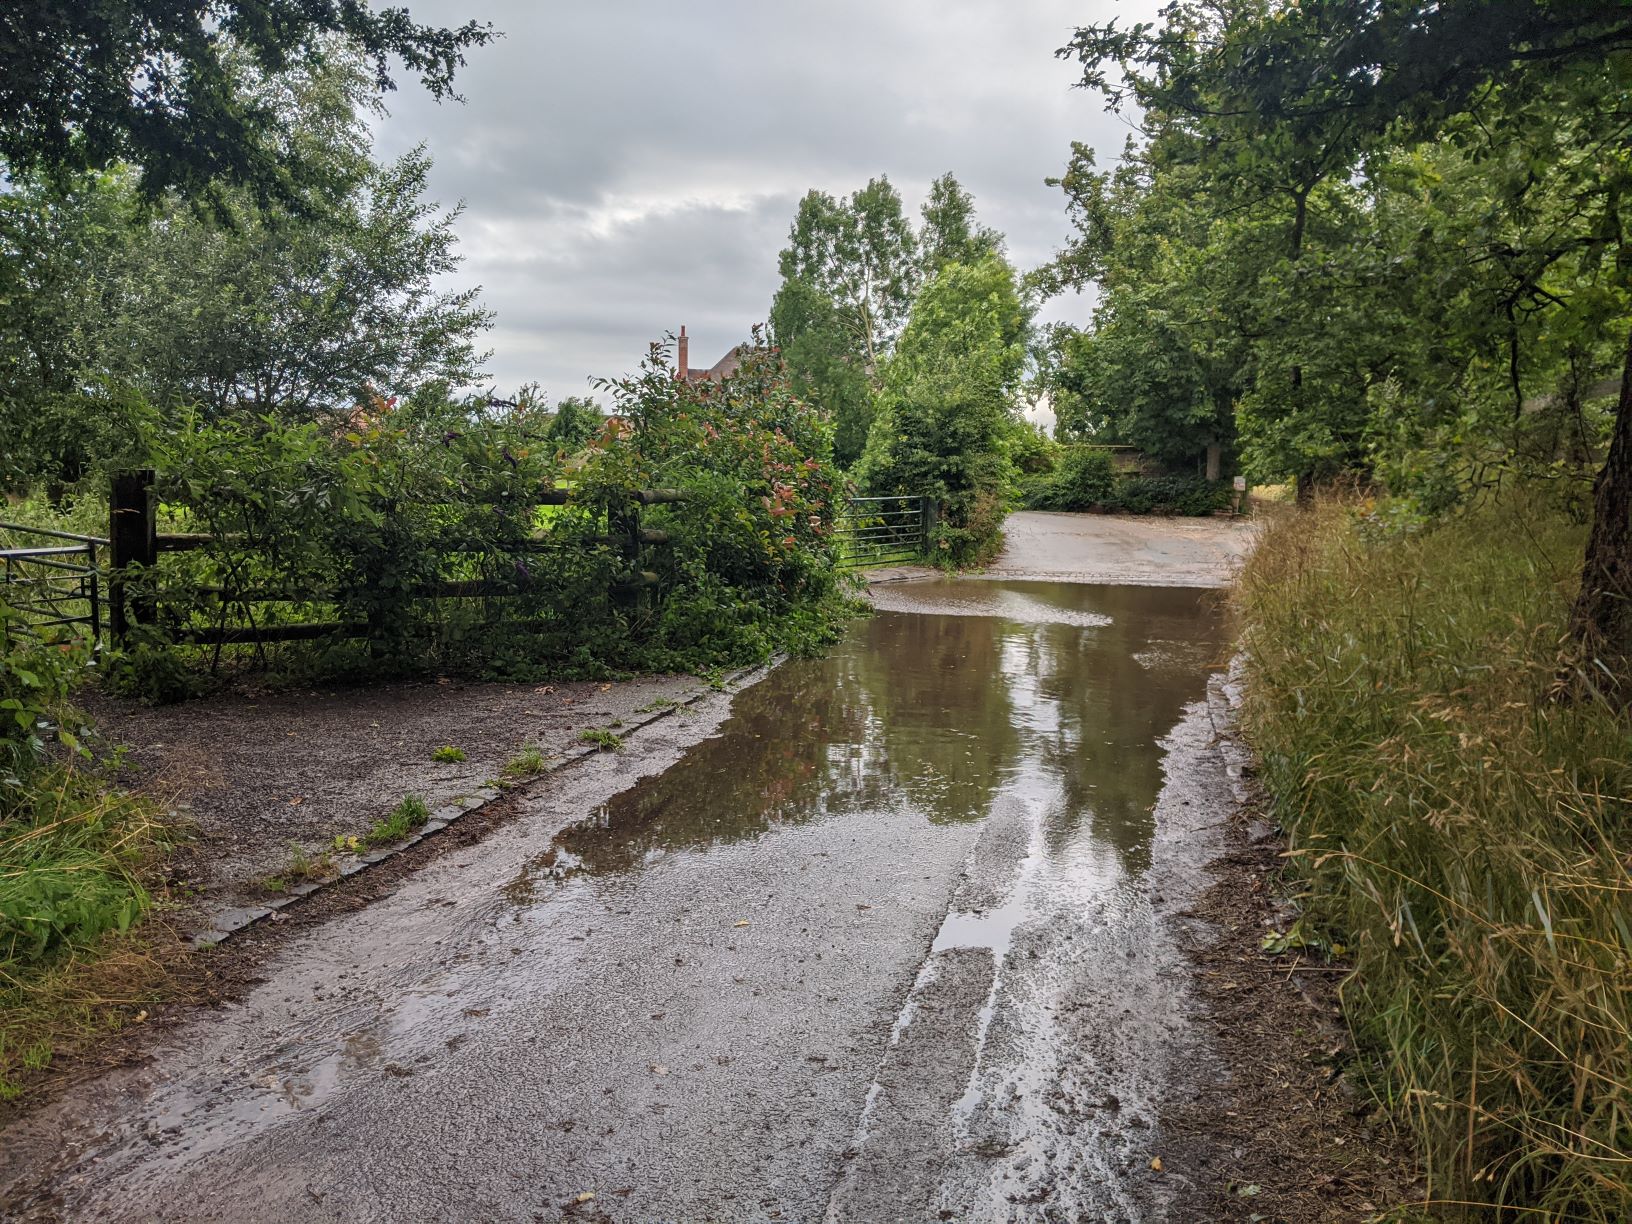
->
xmin=1237 ymin=496 xmax=1632 ymax=1219
xmin=0 ymin=917 xmax=193 ymax=1103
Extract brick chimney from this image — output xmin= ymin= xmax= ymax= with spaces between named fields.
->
xmin=677 ymin=325 xmax=689 ymax=381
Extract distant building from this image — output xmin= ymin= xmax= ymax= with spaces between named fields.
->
xmin=676 ymin=325 xmax=750 ymax=383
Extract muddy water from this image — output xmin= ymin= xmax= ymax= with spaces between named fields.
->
xmin=530 ymin=580 xmax=1222 ymax=889
xmin=0 ymin=579 xmax=1233 ymax=1224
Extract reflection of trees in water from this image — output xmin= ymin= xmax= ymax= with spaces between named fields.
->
xmin=514 ymin=584 xmax=1223 ymax=894
xmin=1017 ymin=586 xmax=1228 ymax=875
xmin=538 ymin=610 xmax=1023 ymax=882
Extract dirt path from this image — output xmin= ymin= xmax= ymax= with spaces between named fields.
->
xmin=86 ymin=673 xmax=708 ymax=917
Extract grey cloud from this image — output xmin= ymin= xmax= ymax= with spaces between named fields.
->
xmin=373 ymin=0 xmax=1157 ymax=396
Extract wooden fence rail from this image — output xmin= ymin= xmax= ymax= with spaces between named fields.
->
xmin=106 ymin=469 xmax=685 ymax=648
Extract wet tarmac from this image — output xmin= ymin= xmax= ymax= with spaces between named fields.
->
xmin=982 ymin=511 xmax=1256 ymax=587
xmin=1 ymin=579 xmax=1236 ymax=1223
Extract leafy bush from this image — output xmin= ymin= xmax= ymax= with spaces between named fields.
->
xmin=113 ymin=339 xmax=852 ymax=693
xmin=1238 ymin=498 xmax=1632 ymax=1220
xmin=1026 ymin=446 xmax=1116 ymax=510
xmin=1023 ymin=446 xmax=1227 ymax=516
xmin=858 ymin=255 xmax=1028 ymax=567
xmin=1109 ymin=474 xmax=1229 ymax=516
xmin=1 ymin=605 xmax=92 ymax=794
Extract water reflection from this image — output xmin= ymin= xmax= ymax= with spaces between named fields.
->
xmin=513 ymin=581 xmax=1225 ymax=897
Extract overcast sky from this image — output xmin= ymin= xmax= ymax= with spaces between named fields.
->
xmin=372 ymin=0 xmax=1158 ymax=402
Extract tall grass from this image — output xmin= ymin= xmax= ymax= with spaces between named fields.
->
xmin=1237 ymin=498 xmax=1632 ymax=1220
xmin=0 ymin=765 xmax=174 ymax=1097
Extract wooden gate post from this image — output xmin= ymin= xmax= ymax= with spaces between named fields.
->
xmin=919 ymin=497 xmax=939 ymax=558
xmin=109 ymin=470 xmax=157 ymax=642
xmin=609 ymin=494 xmax=641 ymax=610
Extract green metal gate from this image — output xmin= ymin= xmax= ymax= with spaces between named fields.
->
xmin=0 ymin=522 xmax=106 ymax=644
xmin=834 ymin=495 xmax=933 ymax=570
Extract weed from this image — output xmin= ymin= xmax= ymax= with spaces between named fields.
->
xmin=359 ymin=795 xmax=431 ymax=849
xmin=636 ymin=697 xmax=679 ymax=714
xmin=1 ymin=766 xmax=169 ymax=972
xmin=502 ymin=745 xmax=546 ymax=779
xmin=0 ymin=922 xmax=190 ymax=1100
xmin=431 ymin=745 xmax=467 ymax=764
xmin=577 ymin=728 xmax=623 ymax=751
xmin=254 ymin=842 xmax=336 ymax=894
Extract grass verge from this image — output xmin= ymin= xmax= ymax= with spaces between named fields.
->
xmin=1236 ymin=496 xmax=1632 ymax=1220
xmin=0 ymin=765 xmax=181 ymax=1100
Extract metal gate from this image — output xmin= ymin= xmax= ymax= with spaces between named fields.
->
xmin=833 ymin=495 xmax=933 ymax=570
xmin=0 ymin=521 xmax=106 ymax=644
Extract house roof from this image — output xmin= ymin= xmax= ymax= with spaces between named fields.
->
xmin=686 ymin=344 xmax=749 ymax=382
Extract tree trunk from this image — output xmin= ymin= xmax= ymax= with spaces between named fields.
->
xmin=1295 ymin=470 xmax=1316 ymax=507
xmin=1567 ymin=320 xmax=1632 ymax=706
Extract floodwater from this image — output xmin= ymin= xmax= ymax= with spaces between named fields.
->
xmin=0 ymin=579 xmax=1235 ymax=1224
xmin=530 ymin=580 xmax=1222 ymax=888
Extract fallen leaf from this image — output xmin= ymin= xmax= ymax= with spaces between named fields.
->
xmin=288 ymin=796 xmax=304 ymax=806
xmin=574 ymin=1191 xmax=596 ymax=1204
xmin=1149 ymin=1157 xmax=1164 ymax=1173
xmin=734 ymin=920 xmax=750 ymax=928
xmin=651 ymin=1064 xmax=669 ymax=1076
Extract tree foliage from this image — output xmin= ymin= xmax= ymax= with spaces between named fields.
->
xmin=919 ymin=172 xmax=1003 ymax=275
xmin=858 ymin=254 xmax=1029 ymax=566
xmin=0 ymin=0 xmax=494 ymax=207
xmin=1054 ymin=0 xmax=1632 ymax=693
xmin=544 ymin=396 xmax=603 ymax=453
xmin=0 ymin=58 xmax=491 ymax=489
xmin=769 ymin=277 xmax=874 ymax=467
xmin=776 ymin=177 xmax=919 ymax=375
xmin=771 ymin=173 xmax=1009 ymax=473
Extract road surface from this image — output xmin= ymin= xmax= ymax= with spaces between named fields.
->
xmin=983 ymin=510 xmax=1256 ymax=587
xmin=1 ymin=515 xmax=1249 ymax=1223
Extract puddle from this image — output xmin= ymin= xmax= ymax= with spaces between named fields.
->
xmin=512 ymin=580 xmax=1226 ymax=897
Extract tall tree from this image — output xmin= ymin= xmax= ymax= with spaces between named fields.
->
xmin=776 ymin=177 xmax=919 ymax=377
xmin=1062 ymin=0 xmax=1632 ymax=699
xmin=919 ymin=172 xmax=1003 ymax=274
xmin=122 ymin=144 xmax=489 ymax=420
xmin=858 ymin=254 xmax=1030 ymax=565
xmin=0 ymin=0 xmax=493 ymax=207
xmin=769 ymin=277 xmax=874 ymax=467
xmin=0 ymin=56 xmax=491 ymax=487
xmin=544 ymin=395 xmax=603 ymax=452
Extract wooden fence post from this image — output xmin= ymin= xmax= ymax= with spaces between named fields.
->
xmin=920 ymin=497 xmax=939 ymax=558
xmin=109 ymin=470 xmax=157 ymax=643
xmin=610 ymin=495 xmax=643 ymax=610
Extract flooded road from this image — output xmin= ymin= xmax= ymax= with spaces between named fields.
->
xmin=1 ymin=579 xmax=1236 ymax=1223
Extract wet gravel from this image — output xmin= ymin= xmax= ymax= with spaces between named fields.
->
xmin=84 ymin=673 xmax=707 ymax=909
